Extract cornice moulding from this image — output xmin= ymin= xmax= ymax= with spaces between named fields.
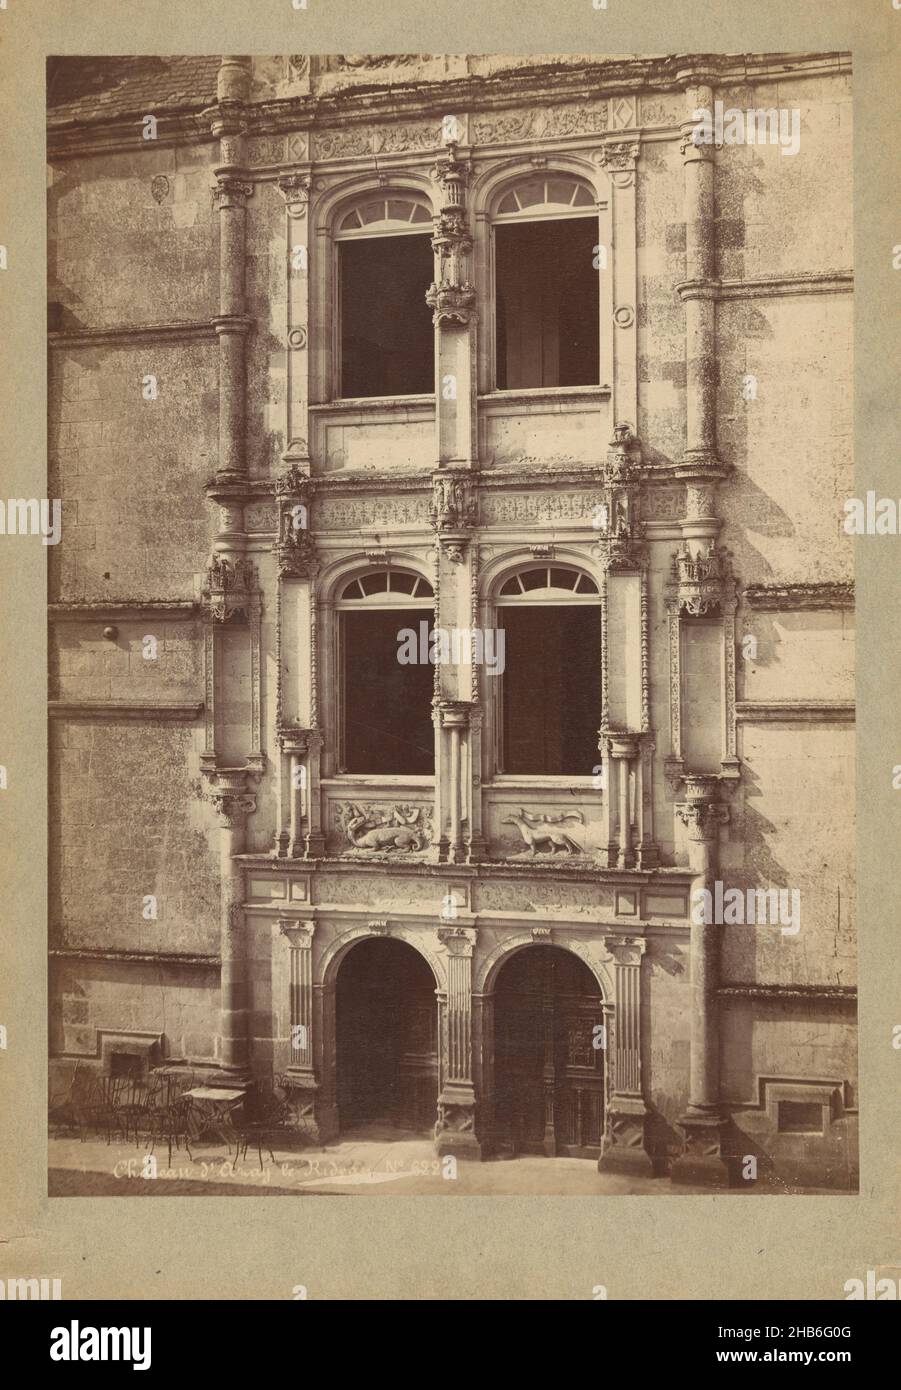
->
xmin=719 ymin=983 xmax=856 ymax=1001
xmin=735 ymin=701 xmax=854 ymax=723
xmin=49 ymin=601 xmax=199 ymax=622
xmin=49 ymin=945 xmax=220 ymax=967
xmin=47 ymin=52 xmax=852 ymax=158
xmin=49 ymin=320 xmax=218 ymax=349
xmin=743 ymin=580 xmax=854 ymax=610
xmin=48 ymin=700 xmax=203 ymax=721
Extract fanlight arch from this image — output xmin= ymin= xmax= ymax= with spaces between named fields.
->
xmin=492 ymin=173 xmax=597 ymax=222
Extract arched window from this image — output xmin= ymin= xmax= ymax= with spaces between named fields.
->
xmin=495 ymin=564 xmax=601 ymax=776
xmin=492 ymin=175 xmax=599 ymax=391
xmin=335 ymin=194 xmax=435 ymax=400
xmin=337 ymin=568 xmax=435 ymax=775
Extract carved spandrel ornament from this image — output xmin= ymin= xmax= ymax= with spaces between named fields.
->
xmin=202 ymin=554 xmax=257 ymax=624
xmin=592 ymin=423 xmax=647 ymax=571
xmin=668 ymin=540 xmax=734 ymax=617
xmin=427 ymin=145 xmax=476 ymax=328
xmin=274 ymin=467 xmax=317 ymax=579
xmin=430 ymin=472 xmax=478 ymax=532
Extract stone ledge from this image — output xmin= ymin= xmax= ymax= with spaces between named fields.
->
xmin=48 ymin=699 xmax=203 ymax=721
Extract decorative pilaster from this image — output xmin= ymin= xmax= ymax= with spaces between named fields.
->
xmin=434 ymin=701 xmax=473 ymax=863
xmin=277 ymin=171 xmax=312 ymax=470
xmin=279 ymin=917 xmax=321 ymax=1140
xmin=664 ymin=541 xmax=739 ymax=787
xmin=208 ymin=769 xmax=256 ymax=1083
xmin=436 ymin=926 xmax=480 ymax=1158
xmin=671 ymin=773 xmax=731 ymax=1186
xmin=596 ymin=141 xmax=640 ymax=425
xmin=428 ymin=142 xmax=477 ymax=467
xmin=599 ymin=935 xmax=653 ymax=1175
xmin=594 ymin=424 xmax=656 ymax=868
xmin=199 ymin=553 xmax=264 ymax=778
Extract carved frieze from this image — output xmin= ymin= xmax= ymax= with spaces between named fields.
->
xmin=313 ymin=122 xmax=440 ymax=160
xmin=472 ymin=101 xmax=608 ymax=145
xmin=316 ymin=495 xmax=431 ymax=529
xmin=500 ymin=808 xmax=586 ymax=858
xmin=481 ymin=491 xmax=599 ymax=526
xmin=335 ymin=802 xmax=433 ymax=855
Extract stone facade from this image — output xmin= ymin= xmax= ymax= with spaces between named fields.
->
xmin=47 ymin=53 xmax=856 ymax=1189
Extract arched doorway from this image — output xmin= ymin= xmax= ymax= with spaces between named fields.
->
xmin=336 ymin=937 xmax=439 ymax=1134
xmin=494 ymin=945 xmax=605 ymax=1158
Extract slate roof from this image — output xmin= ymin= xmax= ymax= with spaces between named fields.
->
xmin=47 ymin=56 xmax=220 ymax=125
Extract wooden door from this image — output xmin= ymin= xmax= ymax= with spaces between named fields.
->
xmin=494 ymin=945 xmax=604 ymax=1158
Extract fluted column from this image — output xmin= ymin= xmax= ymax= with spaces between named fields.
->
xmin=435 ymin=926 xmax=481 ymax=1158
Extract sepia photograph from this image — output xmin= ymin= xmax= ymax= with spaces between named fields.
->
xmin=43 ymin=50 xmax=857 ymax=1201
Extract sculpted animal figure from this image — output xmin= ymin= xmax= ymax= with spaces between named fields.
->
xmin=502 ymin=808 xmax=584 ymax=855
xmin=345 ymin=805 xmax=423 ymax=852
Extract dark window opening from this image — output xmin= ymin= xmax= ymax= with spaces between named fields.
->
xmin=778 ymin=1101 xmax=824 ymax=1134
xmin=495 ymin=218 xmax=599 ymax=389
xmin=342 ymin=609 xmax=434 ymax=775
xmin=500 ymin=604 xmax=601 ymax=775
xmin=108 ymin=1053 xmax=145 ymax=1078
xmin=339 ymin=233 xmax=435 ymax=398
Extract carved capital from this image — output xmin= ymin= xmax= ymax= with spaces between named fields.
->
xmin=279 ymin=917 xmax=315 ymax=948
xmin=603 ymin=934 xmax=646 ymax=968
xmin=210 ymin=770 xmax=257 ymax=829
xmin=277 ymin=171 xmax=311 ymax=219
xmin=426 ymin=280 xmax=477 ymax=327
xmin=212 ymin=174 xmax=253 ymax=208
xmin=437 ymin=926 xmax=476 ymax=956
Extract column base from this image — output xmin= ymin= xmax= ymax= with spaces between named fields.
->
xmin=207 ymin=1066 xmax=252 ymax=1091
xmin=280 ymin=1071 xmax=326 ymax=1144
xmin=670 ymin=1110 xmax=732 ymax=1188
xmin=598 ymin=1098 xmax=655 ymax=1177
xmin=303 ymin=832 xmax=326 ymax=859
xmin=434 ymin=1088 xmax=482 ymax=1160
xmin=636 ymin=842 xmax=659 ymax=869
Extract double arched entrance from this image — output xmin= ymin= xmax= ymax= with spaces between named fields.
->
xmin=334 ymin=937 xmax=605 ymax=1156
